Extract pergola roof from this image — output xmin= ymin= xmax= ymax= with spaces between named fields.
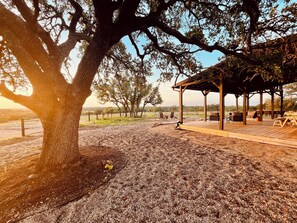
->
xmin=173 ymin=34 xmax=297 ymax=95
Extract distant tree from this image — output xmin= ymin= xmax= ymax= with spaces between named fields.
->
xmin=262 ymin=82 xmax=297 ymax=111
xmin=139 ymin=86 xmax=163 ymax=117
xmin=263 ymin=97 xmax=297 ymax=111
xmin=96 ymin=43 xmax=162 ymax=117
xmin=96 ymin=72 xmax=163 ymax=118
xmin=102 ymin=107 xmax=116 ymax=117
xmin=208 ymin=104 xmax=220 ymax=112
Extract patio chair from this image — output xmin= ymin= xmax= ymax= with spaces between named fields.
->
xmin=247 ymin=110 xmax=257 ymax=119
xmin=231 ymin=111 xmax=243 ymax=122
xmin=170 ymin=112 xmax=176 ymax=119
xmin=209 ymin=112 xmax=219 ymax=121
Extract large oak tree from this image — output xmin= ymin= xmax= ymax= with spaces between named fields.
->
xmin=0 ymin=0 xmax=296 ymax=169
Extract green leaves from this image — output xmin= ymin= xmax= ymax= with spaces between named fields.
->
xmin=185 ymin=28 xmax=204 ymax=41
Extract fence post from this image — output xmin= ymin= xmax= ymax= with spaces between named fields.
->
xmin=21 ymin=117 xmax=25 ymax=137
xmin=88 ymin=112 xmax=91 ymax=122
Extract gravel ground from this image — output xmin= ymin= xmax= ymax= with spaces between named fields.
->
xmin=1 ymin=122 xmax=296 ymax=222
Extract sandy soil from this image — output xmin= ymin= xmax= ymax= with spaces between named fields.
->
xmin=1 ymin=122 xmax=297 ymax=222
xmin=0 ymin=119 xmax=42 ymax=140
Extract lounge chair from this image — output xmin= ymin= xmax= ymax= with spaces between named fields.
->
xmin=273 ymin=117 xmax=290 ymax=127
xmin=291 ymin=118 xmax=297 ymax=127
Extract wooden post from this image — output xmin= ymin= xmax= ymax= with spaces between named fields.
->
xmin=88 ymin=112 xmax=91 ymax=122
xmin=96 ymin=113 xmax=99 ymax=120
xmin=280 ymin=85 xmax=284 ymax=117
xmin=235 ymin=95 xmax=239 ymax=112
xmin=271 ymin=88 xmax=275 ymax=119
xmin=179 ymin=86 xmax=183 ymax=123
xmin=247 ymin=94 xmax=250 ymax=112
xmin=204 ymin=93 xmax=207 ymax=122
xmin=243 ymin=90 xmax=247 ymax=125
xmin=219 ymin=78 xmax=224 ymax=130
xmin=21 ymin=117 xmax=25 ymax=137
xmin=202 ymin=90 xmax=209 ymax=122
xmin=259 ymin=90 xmax=263 ymax=121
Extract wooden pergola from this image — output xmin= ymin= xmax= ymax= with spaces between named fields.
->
xmin=173 ymin=34 xmax=297 ymax=130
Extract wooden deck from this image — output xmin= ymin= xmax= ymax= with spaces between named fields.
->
xmin=180 ymin=118 xmax=297 ymax=148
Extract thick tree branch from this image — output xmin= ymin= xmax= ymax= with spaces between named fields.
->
xmin=112 ymin=0 xmax=261 ymax=66
xmin=128 ymin=34 xmax=146 ymax=60
xmin=72 ymin=1 xmax=123 ymax=99
xmin=93 ymin=0 xmax=116 ymax=26
xmin=115 ymin=0 xmax=140 ymax=22
xmin=152 ymin=18 xmax=262 ymax=65
xmin=241 ymin=0 xmax=260 ymax=51
xmin=33 ymin=0 xmax=40 ymax=21
xmin=113 ymin=0 xmax=176 ymax=39
xmin=58 ymin=0 xmax=84 ymax=65
xmin=72 ymin=31 xmax=112 ymax=100
xmin=11 ymin=0 xmax=58 ymax=58
xmin=0 ymin=28 xmax=49 ymax=91
xmin=0 ymin=3 xmax=57 ymax=72
xmin=0 ymin=82 xmax=39 ymax=112
xmin=143 ymin=29 xmax=184 ymax=74
xmin=0 ymin=3 xmax=68 ymax=95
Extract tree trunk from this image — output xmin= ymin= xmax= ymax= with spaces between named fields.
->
xmin=38 ymin=105 xmax=82 ymax=169
xmin=140 ymin=103 xmax=147 ymax=118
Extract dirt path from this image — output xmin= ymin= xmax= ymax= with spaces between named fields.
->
xmin=1 ymin=122 xmax=296 ymax=222
xmin=0 ymin=119 xmax=42 ymax=141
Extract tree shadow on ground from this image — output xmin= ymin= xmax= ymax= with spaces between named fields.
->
xmin=0 ymin=146 xmax=126 ymax=222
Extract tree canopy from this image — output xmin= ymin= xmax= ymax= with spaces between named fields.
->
xmin=285 ymin=82 xmax=297 ymax=98
xmin=0 ymin=0 xmax=296 ymax=168
xmin=1 ymin=1 xmax=296 ymax=100
xmin=96 ymin=73 xmax=163 ymax=117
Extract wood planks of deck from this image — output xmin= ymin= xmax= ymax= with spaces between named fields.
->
xmin=180 ymin=119 xmax=297 ymax=148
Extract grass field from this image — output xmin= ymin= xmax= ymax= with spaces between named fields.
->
xmin=0 ymin=109 xmax=37 ymax=123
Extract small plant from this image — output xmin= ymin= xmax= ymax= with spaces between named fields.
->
xmin=102 ymin=160 xmax=113 ymax=170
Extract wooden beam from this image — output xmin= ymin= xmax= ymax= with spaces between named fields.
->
xmin=259 ymin=90 xmax=263 ymax=121
xmin=179 ymin=85 xmax=183 ymax=123
xmin=219 ymin=78 xmax=224 ymax=130
xmin=243 ymin=90 xmax=247 ymax=125
xmin=211 ymin=80 xmax=220 ymax=89
xmin=181 ymin=80 xmax=203 ymax=87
